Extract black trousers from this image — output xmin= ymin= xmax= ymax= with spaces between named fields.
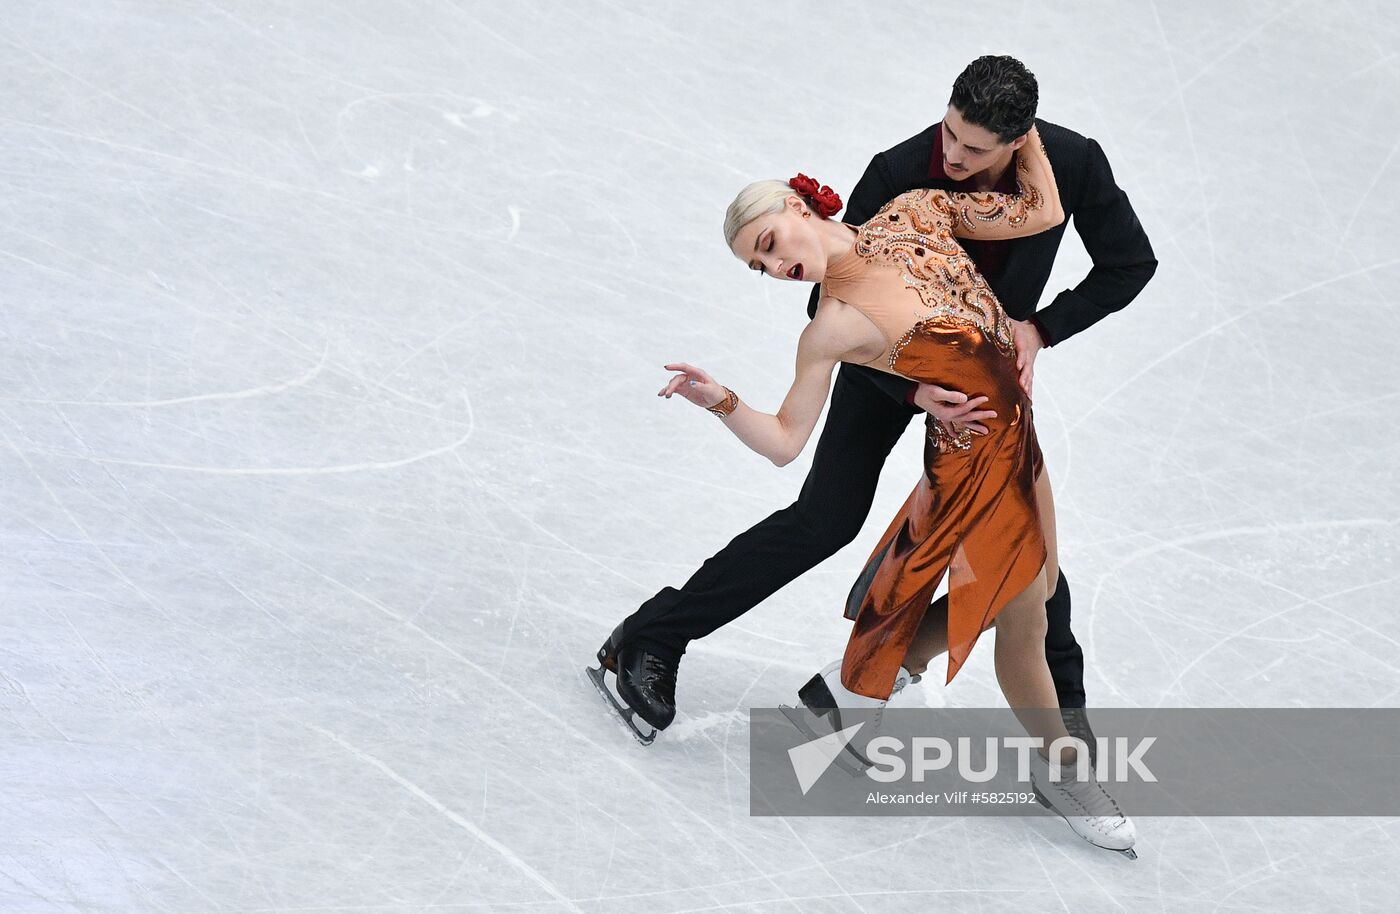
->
xmin=620 ymin=362 xmax=1087 ymax=709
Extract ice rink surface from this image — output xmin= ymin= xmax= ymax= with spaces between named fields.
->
xmin=3 ymin=1 xmax=1399 ymax=911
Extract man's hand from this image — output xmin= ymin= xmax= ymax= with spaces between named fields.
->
xmin=1009 ymin=318 xmax=1043 ymax=398
xmin=912 ymin=384 xmax=997 ymax=435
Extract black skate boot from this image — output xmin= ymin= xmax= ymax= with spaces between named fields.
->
xmin=779 ymin=660 xmax=912 ymax=776
xmin=586 ymin=624 xmax=678 ymax=745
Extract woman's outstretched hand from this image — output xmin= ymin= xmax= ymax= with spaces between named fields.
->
xmin=660 ymin=362 xmax=727 ymax=409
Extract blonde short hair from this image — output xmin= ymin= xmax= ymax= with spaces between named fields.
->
xmin=723 ymin=180 xmax=799 ymax=248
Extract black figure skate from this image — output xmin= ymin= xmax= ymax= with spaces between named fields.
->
xmin=586 ymin=624 xmax=677 ymax=746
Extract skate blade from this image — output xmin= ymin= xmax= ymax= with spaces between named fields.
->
xmin=1030 ymin=776 xmax=1137 ymax=859
xmin=1042 ymin=806 xmax=1139 ymax=860
xmin=585 ymin=664 xmax=657 ymax=746
xmin=778 ymin=704 xmax=872 ymax=777
xmin=778 ymin=703 xmax=827 ymax=741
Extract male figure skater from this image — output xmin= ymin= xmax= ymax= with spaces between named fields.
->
xmin=591 ymin=55 xmax=1156 ymax=742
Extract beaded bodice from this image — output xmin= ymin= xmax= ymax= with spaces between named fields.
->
xmin=823 ymin=188 xmax=1018 ymax=373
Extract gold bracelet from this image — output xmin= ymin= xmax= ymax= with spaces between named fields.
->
xmin=707 ymin=386 xmax=739 ymax=418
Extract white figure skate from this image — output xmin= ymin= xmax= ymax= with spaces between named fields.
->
xmin=779 ymin=660 xmax=913 ymax=776
xmin=1028 ymin=746 xmax=1139 ymax=859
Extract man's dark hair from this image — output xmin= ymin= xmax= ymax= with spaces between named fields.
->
xmin=949 ymin=55 xmax=1039 ymax=143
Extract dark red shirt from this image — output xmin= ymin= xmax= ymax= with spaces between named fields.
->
xmin=904 ymin=126 xmax=1049 ymax=407
xmin=927 ymin=124 xmax=1019 ymax=281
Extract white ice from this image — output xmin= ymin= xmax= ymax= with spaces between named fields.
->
xmin=2 ymin=2 xmax=1399 ymax=912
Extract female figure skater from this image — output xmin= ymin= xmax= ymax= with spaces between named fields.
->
xmin=659 ymin=129 xmax=1135 ymax=858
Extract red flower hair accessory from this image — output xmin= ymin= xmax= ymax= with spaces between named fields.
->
xmin=788 ymin=173 xmax=843 ymax=218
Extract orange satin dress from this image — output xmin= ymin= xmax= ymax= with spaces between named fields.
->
xmin=821 ymin=187 xmax=1048 ymax=698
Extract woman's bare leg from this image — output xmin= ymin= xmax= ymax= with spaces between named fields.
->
xmin=902 ymin=469 xmax=1060 ymax=680
xmin=992 ymin=569 xmax=1078 ymax=760
xmin=993 ymin=468 xmax=1076 ymax=761
xmin=901 ymin=597 xmax=948 ymax=677
xmin=1036 ymin=467 xmax=1059 ymax=591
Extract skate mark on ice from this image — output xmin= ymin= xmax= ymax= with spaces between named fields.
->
xmin=1338 ymin=131 xmax=1400 ymax=247
xmin=305 ymin=723 xmax=587 ymax=914
xmin=1088 ymin=518 xmax=1400 ymax=703
xmin=1149 ymin=0 xmax=1219 ymax=289
xmin=32 ymin=391 xmax=476 ymax=475
xmin=0 ymin=345 xmax=330 ymax=408
xmin=162 ymin=490 xmax=803 ymax=906
xmin=663 ymin=709 xmax=750 ymax=742
xmin=1068 ymin=257 xmax=1400 ymax=434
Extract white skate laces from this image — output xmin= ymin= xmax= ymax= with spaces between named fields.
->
xmin=1028 ymin=748 xmax=1138 ymax=858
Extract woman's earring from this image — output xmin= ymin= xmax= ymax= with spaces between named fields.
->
xmin=802 ymin=211 xmax=810 ymax=219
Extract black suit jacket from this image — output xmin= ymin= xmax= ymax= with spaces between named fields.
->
xmin=806 ymin=118 xmax=1156 ymax=400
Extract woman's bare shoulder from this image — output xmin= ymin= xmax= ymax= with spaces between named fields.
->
xmin=808 ymin=294 xmax=887 ymax=363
